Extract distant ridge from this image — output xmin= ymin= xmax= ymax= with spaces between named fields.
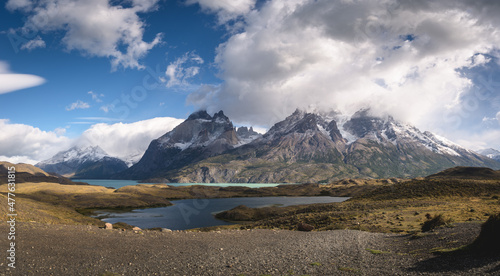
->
xmin=426 ymin=166 xmax=500 ymax=180
xmin=0 ymin=161 xmax=85 ymax=185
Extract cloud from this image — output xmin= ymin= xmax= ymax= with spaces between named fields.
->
xmin=165 ymin=52 xmax=204 ymax=88
xmin=5 ymin=0 xmax=32 ymax=11
xmin=0 ymin=61 xmax=45 ymax=94
xmin=186 ymin=0 xmax=256 ymax=23
xmin=0 ymin=155 xmax=39 ymax=165
xmin=100 ymin=104 xmax=113 ymax=113
xmin=7 ymin=0 xmax=162 ymax=70
xmin=77 ymin=117 xmax=184 ymax=164
xmin=455 ymin=129 xmax=500 ymax=151
xmin=188 ymin=0 xmax=500 ymax=133
xmin=20 ymin=35 xmax=46 ymax=51
xmin=66 ymin=100 xmax=90 ymax=111
xmin=0 ymin=119 xmax=72 ymax=164
xmin=0 ymin=116 xmax=184 ymax=165
xmin=88 ymin=91 xmax=104 ymax=102
xmin=54 ymin=127 xmax=67 ymax=135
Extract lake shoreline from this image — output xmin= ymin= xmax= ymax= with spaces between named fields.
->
xmin=93 ymin=196 xmax=349 ymax=230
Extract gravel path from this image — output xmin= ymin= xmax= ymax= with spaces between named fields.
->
xmin=0 ymin=222 xmax=498 ymax=275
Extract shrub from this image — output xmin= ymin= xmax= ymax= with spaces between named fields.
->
xmin=112 ymin=222 xmax=134 ymax=230
xmin=421 ymin=214 xmax=452 ymax=232
xmin=472 ymin=213 xmax=500 ymax=254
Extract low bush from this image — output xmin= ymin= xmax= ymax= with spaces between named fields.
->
xmin=421 ymin=214 xmax=452 ymax=232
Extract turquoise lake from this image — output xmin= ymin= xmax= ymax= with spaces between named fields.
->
xmin=73 ymin=179 xmax=286 ymax=189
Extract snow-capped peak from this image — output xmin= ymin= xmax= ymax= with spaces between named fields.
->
xmin=38 ymin=145 xmax=109 ymax=165
xmin=478 ymin=148 xmax=500 ymax=161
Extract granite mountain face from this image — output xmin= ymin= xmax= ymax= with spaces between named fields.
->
xmin=340 ymin=109 xmax=499 ymax=178
xmin=132 ymin=109 xmax=500 ymax=183
xmin=36 ymin=145 xmax=128 ymax=179
xmin=119 ymin=110 xmax=261 ymax=180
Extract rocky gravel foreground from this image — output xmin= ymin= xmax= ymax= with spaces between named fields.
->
xmin=0 ymin=222 xmax=499 ymax=275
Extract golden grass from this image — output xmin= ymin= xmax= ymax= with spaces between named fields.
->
xmin=211 ymin=196 xmax=500 ymax=234
xmin=0 ymin=161 xmax=50 ymax=176
xmin=0 ymin=182 xmax=115 ymax=194
xmin=0 ymin=193 xmax=101 ymax=225
xmin=0 ymin=182 xmax=171 ymax=209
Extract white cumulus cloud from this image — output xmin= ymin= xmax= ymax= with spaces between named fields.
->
xmin=186 ymin=0 xmax=256 ymax=23
xmin=7 ymin=0 xmax=162 ymax=70
xmin=0 ymin=117 xmax=184 ymax=165
xmin=188 ymin=0 xmax=500 ymax=134
xmin=77 ymin=117 xmax=184 ymax=164
xmin=0 ymin=119 xmax=72 ymax=164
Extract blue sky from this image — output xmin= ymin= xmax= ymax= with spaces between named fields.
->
xmin=1 ymin=0 xmax=500 ymax=164
xmin=0 ymin=0 xmax=226 ymax=136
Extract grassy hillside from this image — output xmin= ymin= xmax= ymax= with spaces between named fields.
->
xmin=0 ymin=161 xmax=85 ymax=185
xmin=0 ymin=193 xmax=101 ymax=225
xmin=212 ymin=177 xmax=500 ymax=233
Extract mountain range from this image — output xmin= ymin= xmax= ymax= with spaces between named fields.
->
xmin=35 ymin=109 xmax=500 ymax=182
xmin=120 ymin=109 xmax=500 ymax=183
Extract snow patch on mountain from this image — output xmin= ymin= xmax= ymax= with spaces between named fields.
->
xmin=478 ymin=148 xmax=500 ymax=161
xmin=38 ymin=145 xmax=109 ymax=166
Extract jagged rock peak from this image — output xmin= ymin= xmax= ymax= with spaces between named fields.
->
xmin=236 ymin=126 xmax=261 ymax=140
xmin=350 ymin=108 xmax=395 ymax=122
xmin=213 ymin=110 xmax=226 ymax=118
xmin=187 ymin=110 xmax=212 ymax=121
xmin=291 ymin=108 xmax=306 ymax=116
xmin=186 ymin=110 xmax=231 ymax=124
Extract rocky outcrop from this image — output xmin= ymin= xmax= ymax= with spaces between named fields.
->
xmin=297 ymin=222 xmax=314 ymax=231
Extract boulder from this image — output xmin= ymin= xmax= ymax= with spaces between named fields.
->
xmin=297 ymin=222 xmax=314 ymax=231
xmin=105 ymin=223 xmax=113 ymax=230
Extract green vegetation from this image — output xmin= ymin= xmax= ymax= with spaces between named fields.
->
xmin=310 ymin=262 xmax=322 ymax=266
xmin=365 ymin=248 xmax=390 ymax=254
xmin=100 ymin=271 xmax=120 ymax=276
xmin=338 ymin=266 xmax=360 ymax=273
xmin=209 ymin=177 xmax=500 ymax=234
xmin=430 ymin=245 xmax=467 ymax=254
xmin=112 ymin=222 xmax=135 ymax=230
